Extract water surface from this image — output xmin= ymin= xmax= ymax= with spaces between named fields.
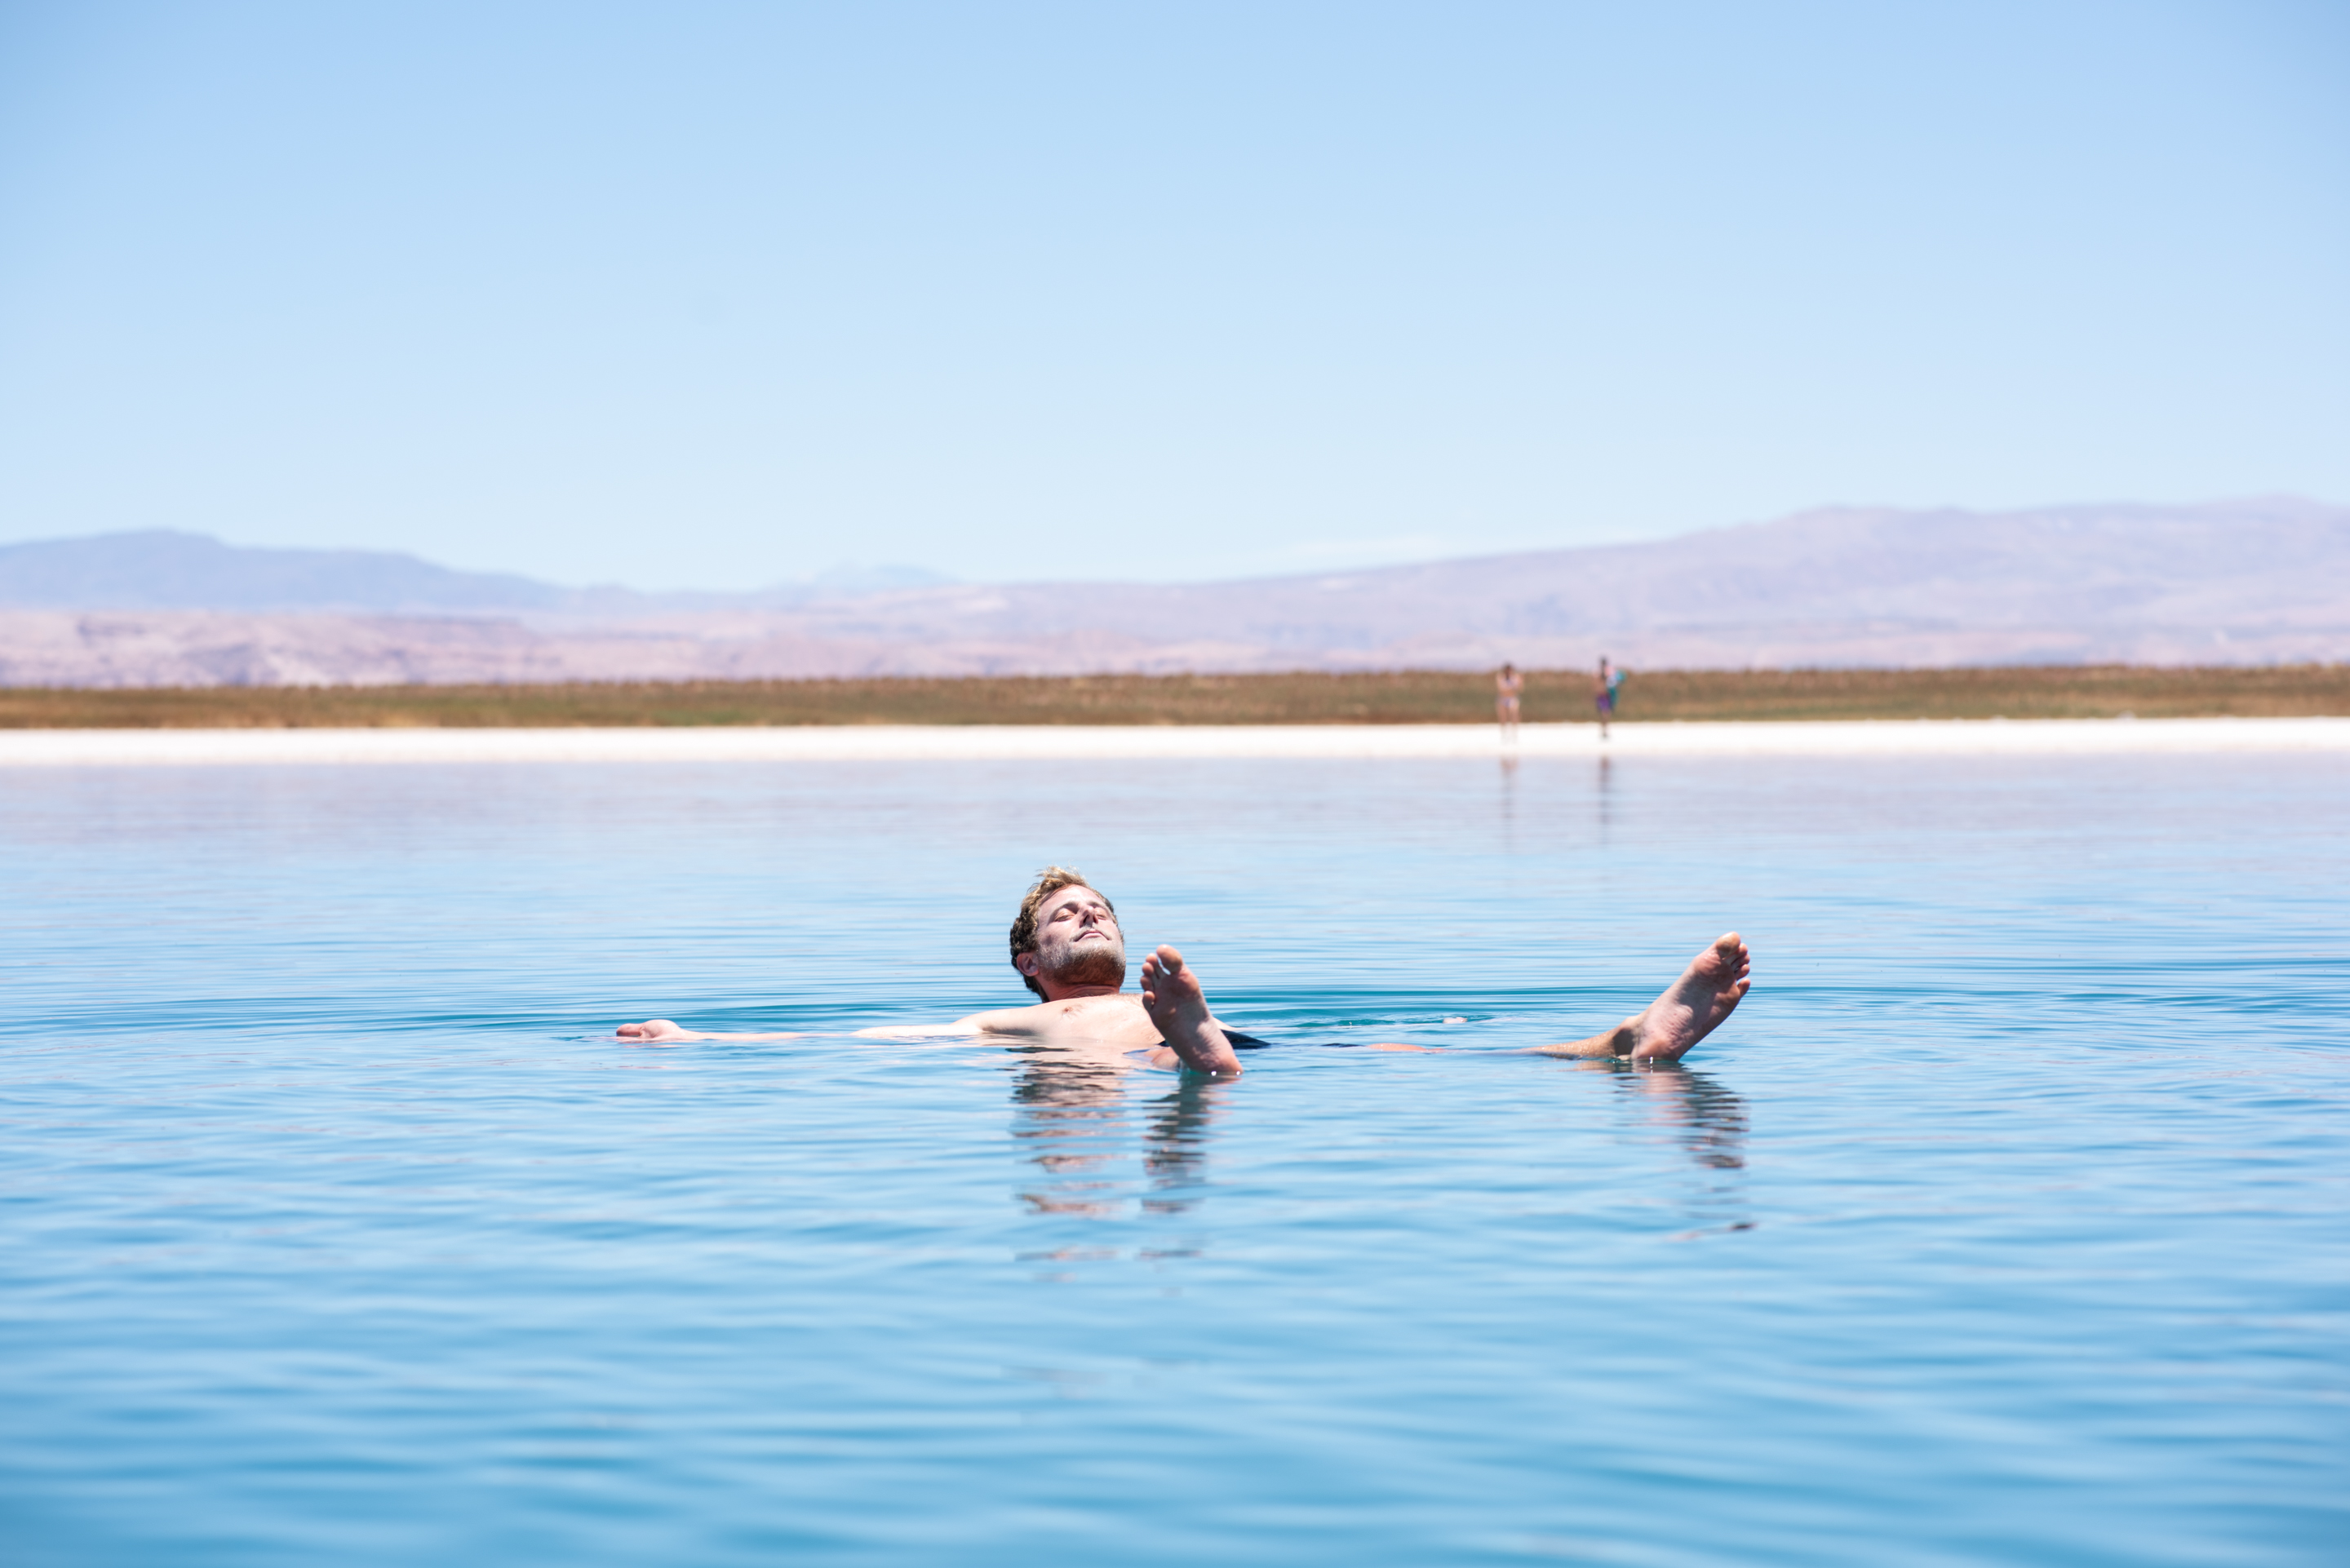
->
xmin=2 ymin=755 xmax=2343 ymax=1564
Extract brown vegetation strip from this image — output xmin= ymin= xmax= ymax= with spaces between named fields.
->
xmin=0 ymin=665 xmax=2343 ymax=729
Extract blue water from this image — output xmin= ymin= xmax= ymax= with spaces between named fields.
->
xmin=2 ymin=755 xmax=2344 ymax=1565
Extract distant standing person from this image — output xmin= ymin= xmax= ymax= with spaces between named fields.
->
xmin=1494 ymin=662 xmax=1523 ymax=739
xmin=1594 ymin=657 xmax=1624 ymax=737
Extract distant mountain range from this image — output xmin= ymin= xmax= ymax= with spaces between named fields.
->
xmin=2 ymin=498 xmax=2344 ymax=686
xmin=0 ymin=530 xmax=950 ymax=614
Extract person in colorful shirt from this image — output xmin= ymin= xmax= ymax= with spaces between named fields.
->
xmin=1595 ymin=656 xmax=1625 ymax=737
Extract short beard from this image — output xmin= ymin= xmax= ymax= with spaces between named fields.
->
xmin=1037 ymin=938 xmax=1127 ymax=992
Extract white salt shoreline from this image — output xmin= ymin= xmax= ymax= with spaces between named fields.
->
xmin=0 ymin=718 xmax=2345 ymax=765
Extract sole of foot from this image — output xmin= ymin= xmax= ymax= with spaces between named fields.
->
xmin=1626 ymin=933 xmax=1752 ymax=1061
xmin=1139 ymin=944 xmax=1243 ymax=1075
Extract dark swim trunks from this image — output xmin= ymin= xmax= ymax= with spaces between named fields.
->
xmin=1214 ymin=1032 xmax=1412 ymax=1051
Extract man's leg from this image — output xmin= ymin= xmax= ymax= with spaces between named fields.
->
xmin=1536 ymin=933 xmax=1751 ymax=1061
xmin=1346 ymin=934 xmax=1752 ymax=1061
xmin=1140 ymin=945 xmax=1245 ymax=1076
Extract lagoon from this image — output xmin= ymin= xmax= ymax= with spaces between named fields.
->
xmin=2 ymin=752 xmax=2344 ymax=1564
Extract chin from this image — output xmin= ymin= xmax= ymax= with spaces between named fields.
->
xmin=1047 ymin=949 xmax=1128 ymax=990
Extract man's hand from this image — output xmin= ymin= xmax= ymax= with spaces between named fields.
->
xmin=617 ymin=1019 xmax=705 ymax=1043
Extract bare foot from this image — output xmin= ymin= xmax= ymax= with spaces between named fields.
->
xmin=1534 ymin=934 xmax=1751 ymax=1060
xmin=1624 ymin=933 xmax=1751 ymax=1061
xmin=1138 ymin=945 xmax=1243 ymax=1075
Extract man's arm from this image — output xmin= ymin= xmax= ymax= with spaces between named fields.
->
xmin=921 ymin=1004 xmax=1054 ymax=1038
xmin=851 ymin=1019 xmax=991 ymax=1040
xmin=616 ymin=1019 xmax=806 ymax=1043
xmin=620 ymin=1018 xmax=1001 ymax=1043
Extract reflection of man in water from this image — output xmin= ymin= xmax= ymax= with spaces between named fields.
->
xmin=1009 ymin=1043 xmax=1748 ymax=1227
xmin=1494 ymin=662 xmax=1523 ymax=738
xmin=1008 ymin=1056 xmax=1219 ymax=1220
xmin=621 ymin=867 xmax=1753 ymax=1079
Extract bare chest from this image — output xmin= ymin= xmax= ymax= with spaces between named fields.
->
xmin=1029 ymin=994 xmax=1160 ymax=1046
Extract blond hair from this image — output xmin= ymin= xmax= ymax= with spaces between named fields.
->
xmin=1009 ymin=866 xmax=1115 ymax=999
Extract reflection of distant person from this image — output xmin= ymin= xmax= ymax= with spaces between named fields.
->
xmin=620 ymin=868 xmax=1753 ymax=1079
xmin=1494 ymin=662 xmax=1523 ymax=738
xmin=1594 ymin=656 xmax=1624 ymax=737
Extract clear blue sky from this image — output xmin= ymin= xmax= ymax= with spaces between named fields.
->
xmin=2 ymin=2 xmax=2344 ymax=590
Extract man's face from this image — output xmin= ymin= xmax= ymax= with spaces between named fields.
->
xmin=1019 ymin=884 xmax=1127 ymax=994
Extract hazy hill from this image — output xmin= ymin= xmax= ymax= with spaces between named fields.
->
xmin=2 ymin=498 xmax=2343 ymax=685
xmin=762 ymin=496 xmax=2350 ymax=669
xmin=0 ymin=530 xmax=948 ymax=614
xmin=0 ymin=530 xmax=574 ymax=613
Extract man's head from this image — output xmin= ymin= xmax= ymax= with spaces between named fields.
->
xmin=1009 ymin=866 xmax=1125 ymax=999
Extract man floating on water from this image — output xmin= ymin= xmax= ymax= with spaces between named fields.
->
xmin=620 ymin=867 xmax=1753 ymax=1077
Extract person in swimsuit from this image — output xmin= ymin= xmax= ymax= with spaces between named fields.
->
xmin=1595 ymin=656 xmax=1618 ymax=737
xmin=1494 ymin=662 xmax=1523 ymax=739
xmin=618 ymin=867 xmax=1753 ymax=1079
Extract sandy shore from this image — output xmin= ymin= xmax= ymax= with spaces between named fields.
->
xmin=1 ymin=718 xmax=2345 ymax=765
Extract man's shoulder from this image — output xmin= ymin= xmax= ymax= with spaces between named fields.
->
xmin=960 ymin=993 xmax=1143 ymax=1034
